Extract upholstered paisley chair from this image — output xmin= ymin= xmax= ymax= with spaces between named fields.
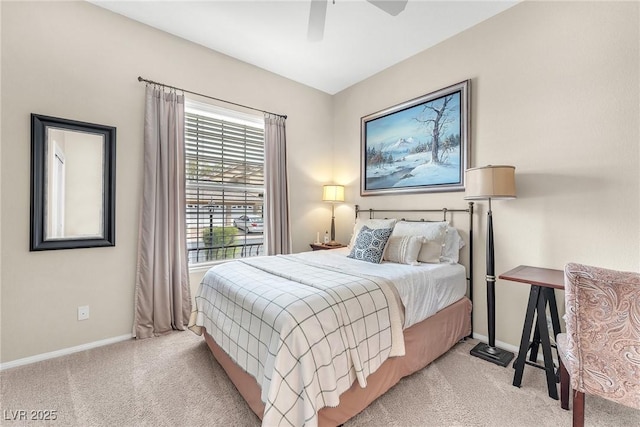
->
xmin=556 ymin=263 xmax=640 ymax=427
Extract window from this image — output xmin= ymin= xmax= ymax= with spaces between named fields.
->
xmin=185 ymin=100 xmax=265 ymax=266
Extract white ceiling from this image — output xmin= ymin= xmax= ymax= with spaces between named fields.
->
xmin=91 ymin=0 xmax=519 ymax=94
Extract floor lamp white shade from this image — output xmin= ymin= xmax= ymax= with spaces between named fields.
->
xmin=464 ymin=165 xmax=516 ymax=201
xmin=464 ymin=165 xmax=516 ymax=367
xmin=322 ymin=185 xmax=344 ymax=245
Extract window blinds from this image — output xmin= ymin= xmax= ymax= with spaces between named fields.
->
xmin=185 ymin=111 xmax=265 ymax=264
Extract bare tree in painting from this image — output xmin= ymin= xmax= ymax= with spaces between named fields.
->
xmin=414 ymin=95 xmax=454 ymax=164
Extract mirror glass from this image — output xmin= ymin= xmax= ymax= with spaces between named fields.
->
xmin=45 ymin=128 xmax=105 ymax=240
xmin=31 ymin=114 xmax=116 ymax=251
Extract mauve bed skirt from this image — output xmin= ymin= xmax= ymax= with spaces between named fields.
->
xmin=202 ymin=296 xmax=472 ymax=427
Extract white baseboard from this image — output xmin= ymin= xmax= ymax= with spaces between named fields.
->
xmin=0 ymin=334 xmax=133 ymax=371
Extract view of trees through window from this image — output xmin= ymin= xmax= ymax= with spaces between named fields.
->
xmin=185 ymin=103 xmax=265 ymax=265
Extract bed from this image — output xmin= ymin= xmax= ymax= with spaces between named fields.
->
xmin=189 ymin=204 xmax=475 ymax=426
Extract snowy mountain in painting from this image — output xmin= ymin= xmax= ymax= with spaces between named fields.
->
xmin=380 ymin=137 xmax=419 ymax=154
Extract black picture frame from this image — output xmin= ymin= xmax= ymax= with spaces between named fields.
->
xmin=30 ymin=114 xmax=116 ymax=251
xmin=361 ymin=80 xmax=470 ymax=196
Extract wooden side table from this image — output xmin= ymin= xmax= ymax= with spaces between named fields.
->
xmin=499 ymin=265 xmax=565 ymax=400
xmin=310 ymin=242 xmax=346 ymax=251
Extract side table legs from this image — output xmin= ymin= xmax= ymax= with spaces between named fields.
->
xmin=513 ymin=286 xmax=540 ymax=388
xmin=512 ymin=285 xmax=561 ymax=400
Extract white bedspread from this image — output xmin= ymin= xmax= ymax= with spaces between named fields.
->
xmin=294 ymin=248 xmax=467 ymax=328
xmin=189 ymin=254 xmax=405 ymax=427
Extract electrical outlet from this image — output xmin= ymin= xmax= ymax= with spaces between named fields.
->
xmin=78 ymin=305 xmax=90 ymax=321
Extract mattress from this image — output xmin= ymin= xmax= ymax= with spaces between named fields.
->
xmin=294 ymin=248 xmax=467 ymax=328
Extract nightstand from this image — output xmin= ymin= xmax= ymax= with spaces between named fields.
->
xmin=309 ymin=242 xmax=346 ymax=251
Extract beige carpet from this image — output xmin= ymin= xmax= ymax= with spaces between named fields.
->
xmin=1 ymin=331 xmax=638 ymax=427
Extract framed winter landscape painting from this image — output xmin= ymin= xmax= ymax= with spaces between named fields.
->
xmin=360 ymin=80 xmax=470 ymax=196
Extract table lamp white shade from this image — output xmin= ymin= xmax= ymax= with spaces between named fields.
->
xmin=322 ymin=185 xmax=344 ymax=245
xmin=322 ymin=185 xmax=345 ymax=202
xmin=464 ymin=165 xmax=516 ymax=200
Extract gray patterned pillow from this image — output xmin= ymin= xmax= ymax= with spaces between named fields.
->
xmin=347 ymin=225 xmax=393 ymax=263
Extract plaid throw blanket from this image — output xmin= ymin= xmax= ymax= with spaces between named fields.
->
xmin=189 ymin=254 xmax=404 ymax=427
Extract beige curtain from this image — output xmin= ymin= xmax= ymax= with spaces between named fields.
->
xmin=264 ymin=114 xmax=291 ymax=255
xmin=134 ymin=86 xmax=191 ymax=339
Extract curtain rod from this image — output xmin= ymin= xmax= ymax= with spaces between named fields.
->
xmin=137 ymin=76 xmax=287 ymax=119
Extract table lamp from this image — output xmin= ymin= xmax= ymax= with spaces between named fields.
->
xmin=464 ymin=165 xmax=516 ymax=367
xmin=322 ymin=184 xmax=344 ymax=246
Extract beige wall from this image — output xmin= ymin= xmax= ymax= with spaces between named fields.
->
xmin=2 ymin=0 xmax=639 ymax=364
xmin=332 ymin=1 xmax=639 ymax=348
xmin=0 ymin=1 xmax=333 ymax=363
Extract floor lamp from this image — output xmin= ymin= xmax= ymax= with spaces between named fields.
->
xmin=464 ymin=165 xmax=516 ymax=367
xmin=322 ymin=184 xmax=345 ymax=246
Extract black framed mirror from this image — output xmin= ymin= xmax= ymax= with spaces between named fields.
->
xmin=30 ymin=114 xmax=116 ymax=251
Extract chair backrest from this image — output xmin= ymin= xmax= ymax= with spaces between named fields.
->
xmin=563 ymin=262 xmax=640 ymax=409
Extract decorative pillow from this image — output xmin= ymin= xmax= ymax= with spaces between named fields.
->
xmin=347 ymin=225 xmax=393 ymax=264
xmin=391 ymin=221 xmax=447 ymax=263
xmin=348 ymin=218 xmax=397 ymax=248
xmin=418 ymin=237 xmax=444 ymax=264
xmin=383 ymin=235 xmax=422 ymax=265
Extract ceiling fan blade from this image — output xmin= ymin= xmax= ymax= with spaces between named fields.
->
xmin=307 ymin=0 xmax=328 ymax=42
xmin=366 ymin=0 xmax=408 ymax=16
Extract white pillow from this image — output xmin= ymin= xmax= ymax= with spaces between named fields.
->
xmin=391 ymin=221 xmax=447 ymax=263
xmin=348 ymin=218 xmax=397 ymax=248
xmin=442 ymin=226 xmax=465 ymax=263
xmin=383 ymin=235 xmax=422 ymax=265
